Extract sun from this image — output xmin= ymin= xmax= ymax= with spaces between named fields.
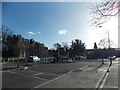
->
xmin=87 ymin=16 xmax=118 ymax=49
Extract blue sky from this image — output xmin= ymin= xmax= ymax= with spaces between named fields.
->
xmin=3 ymin=2 xmax=118 ymax=49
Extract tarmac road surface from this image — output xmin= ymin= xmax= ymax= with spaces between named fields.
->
xmin=2 ymin=59 xmax=115 ymax=89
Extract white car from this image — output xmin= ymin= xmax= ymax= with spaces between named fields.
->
xmin=80 ymin=56 xmax=86 ymax=60
xmin=115 ymin=58 xmax=120 ymax=61
xmin=29 ymin=56 xmax=40 ymax=62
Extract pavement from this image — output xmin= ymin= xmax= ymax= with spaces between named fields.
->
xmin=1 ymin=59 xmax=119 ymax=89
xmin=103 ymin=60 xmax=119 ymax=89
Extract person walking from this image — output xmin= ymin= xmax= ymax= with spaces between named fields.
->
xmin=17 ymin=58 xmax=20 ymax=68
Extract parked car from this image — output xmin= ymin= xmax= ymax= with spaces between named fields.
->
xmin=108 ymin=56 xmax=116 ymax=60
xmin=115 ymin=58 xmax=120 ymax=61
xmin=80 ymin=56 xmax=86 ymax=60
xmin=28 ymin=56 xmax=40 ymax=62
xmin=40 ymin=57 xmax=55 ymax=64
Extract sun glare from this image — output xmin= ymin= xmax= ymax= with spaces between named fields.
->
xmin=87 ymin=16 xmax=118 ymax=49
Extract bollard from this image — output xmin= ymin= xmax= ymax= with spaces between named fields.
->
xmin=102 ymin=59 xmax=104 ymax=64
xmin=110 ymin=59 xmax=112 ymax=66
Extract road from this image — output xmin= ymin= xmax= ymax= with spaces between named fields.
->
xmin=2 ymin=59 xmax=119 ymax=89
xmin=2 ymin=60 xmax=101 ymax=88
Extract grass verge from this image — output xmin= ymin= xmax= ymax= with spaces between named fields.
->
xmin=0 ymin=66 xmax=17 ymax=70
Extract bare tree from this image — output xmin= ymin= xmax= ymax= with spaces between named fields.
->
xmin=54 ymin=43 xmax=62 ymax=50
xmin=90 ymin=0 xmax=120 ymax=27
xmin=1 ymin=25 xmax=13 ymax=41
xmin=62 ymin=42 xmax=69 ymax=51
xmin=53 ymin=43 xmax=62 ymax=60
xmin=99 ymin=38 xmax=114 ymax=49
xmin=62 ymin=42 xmax=69 ymax=58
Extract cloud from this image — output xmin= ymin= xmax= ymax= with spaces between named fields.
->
xmin=59 ymin=0 xmax=64 ymax=2
xmin=58 ymin=29 xmax=69 ymax=35
xmin=28 ymin=32 xmax=35 ymax=35
xmin=28 ymin=31 xmax=42 ymax=37
xmin=37 ymin=32 xmax=41 ymax=35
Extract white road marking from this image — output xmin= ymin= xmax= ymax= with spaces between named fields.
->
xmin=33 ymin=65 xmax=89 ymax=88
xmin=33 ymin=72 xmax=44 ymax=76
xmin=32 ymin=76 xmax=48 ymax=81
xmin=99 ymin=65 xmax=118 ymax=88
xmin=95 ymin=71 xmax=106 ymax=88
xmin=26 ymin=70 xmax=38 ymax=73
xmin=43 ymin=72 xmax=60 ymax=76
xmin=7 ymin=71 xmax=17 ymax=74
xmin=95 ymin=66 xmax=112 ymax=89
xmin=33 ymin=72 xmax=59 ymax=76
xmin=7 ymin=70 xmax=47 ymax=81
xmin=98 ymin=68 xmax=107 ymax=72
xmin=28 ymin=70 xmax=59 ymax=76
xmin=99 ymin=72 xmax=109 ymax=88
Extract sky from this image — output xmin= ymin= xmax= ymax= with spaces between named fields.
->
xmin=2 ymin=2 xmax=118 ymax=49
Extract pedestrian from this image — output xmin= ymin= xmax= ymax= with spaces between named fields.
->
xmin=17 ymin=58 xmax=20 ymax=68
